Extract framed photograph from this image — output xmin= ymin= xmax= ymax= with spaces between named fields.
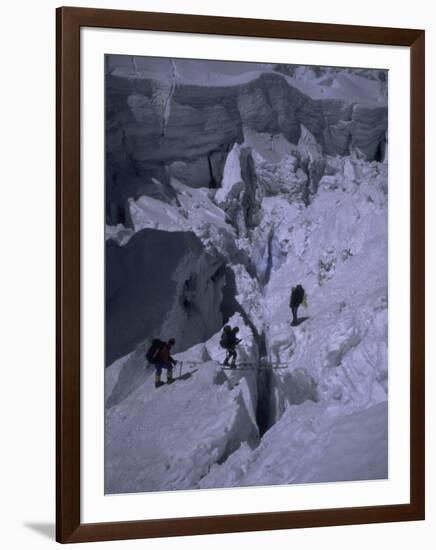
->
xmin=56 ymin=7 xmax=425 ymax=543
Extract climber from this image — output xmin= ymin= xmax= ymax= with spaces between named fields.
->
xmin=220 ymin=326 xmax=241 ymax=368
xmin=289 ymin=284 xmax=307 ymax=326
xmin=153 ymin=337 xmax=177 ymax=388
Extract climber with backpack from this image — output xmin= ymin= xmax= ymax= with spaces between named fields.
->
xmin=289 ymin=284 xmax=307 ymax=326
xmin=220 ymin=325 xmax=241 ymax=368
xmin=146 ymin=337 xmax=178 ymax=388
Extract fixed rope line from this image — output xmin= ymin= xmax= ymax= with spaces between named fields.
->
xmin=178 ymin=360 xmax=289 ymax=369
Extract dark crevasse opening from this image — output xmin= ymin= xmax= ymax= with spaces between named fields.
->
xmin=260 ymin=229 xmax=274 ymax=286
xmin=254 ymin=363 xmax=319 ymax=438
xmin=374 ymin=139 xmax=386 ymax=162
xmin=255 ymin=366 xmax=277 ymax=437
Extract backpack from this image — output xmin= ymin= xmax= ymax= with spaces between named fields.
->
xmin=290 ymin=285 xmax=305 ymax=307
xmin=220 ymin=331 xmax=230 ymax=349
xmin=146 ymin=339 xmax=165 ymax=364
xmin=289 ymin=286 xmax=295 ymax=308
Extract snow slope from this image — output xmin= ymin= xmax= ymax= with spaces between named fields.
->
xmin=105 ymin=60 xmax=388 ymax=494
xmin=199 ymin=401 xmax=387 ymax=488
xmin=106 ymin=361 xmax=258 ymax=493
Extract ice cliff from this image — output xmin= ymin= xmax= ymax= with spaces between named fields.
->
xmin=106 ymin=229 xmax=232 ymax=366
xmin=105 ymin=57 xmax=387 ymax=225
xmin=105 ymin=58 xmax=388 ymax=494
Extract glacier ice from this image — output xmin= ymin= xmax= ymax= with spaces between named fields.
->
xmin=106 ymin=59 xmax=387 ymax=225
xmin=106 ymin=228 xmax=232 ymax=367
xmin=105 ymin=58 xmax=388 ymax=494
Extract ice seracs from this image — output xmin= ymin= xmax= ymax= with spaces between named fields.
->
xmin=105 ymin=61 xmax=388 ymax=493
xmin=106 ymin=59 xmax=387 ymax=226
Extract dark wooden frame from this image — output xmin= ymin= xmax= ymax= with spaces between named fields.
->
xmin=56 ymin=6 xmax=425 ymax=543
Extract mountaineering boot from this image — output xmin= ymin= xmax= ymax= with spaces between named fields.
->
xmin=167 ymin=368 xmax=174 ymax=384
xmin=155 ymin=374 xmax=164 ymax=388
